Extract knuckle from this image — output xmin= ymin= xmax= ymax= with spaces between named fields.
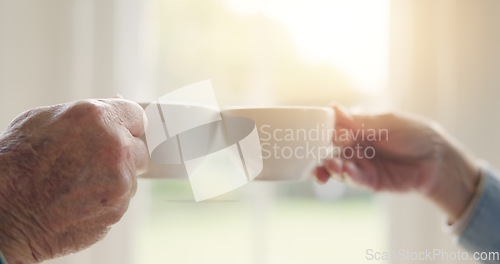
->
xmin=108 ymin=169 xmax=134 ymax=199
xmin=104 ymin=136 xmax=133 ymax=165
xmin=64 ymin=99 xmax=106 ymax=124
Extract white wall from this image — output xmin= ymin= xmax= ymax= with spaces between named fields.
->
xmin=0 ymin=0 xmax=156 ymax=129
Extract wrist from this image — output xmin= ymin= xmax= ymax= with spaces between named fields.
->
xmin=0 ymin=204 xmax=36 ymax=264
xmin=0 ymin=155 xmax=37 ymax=264
xmin=443 ymin=165 xmax=486 ymax=236
xmin=0 ymin=250 xmax=7 ymax=264
xmin=425 ymin=141 xmax=481 ymax=223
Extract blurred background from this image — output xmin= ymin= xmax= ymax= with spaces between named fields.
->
xmin=1 ymin=0 xmax=499 ymax=263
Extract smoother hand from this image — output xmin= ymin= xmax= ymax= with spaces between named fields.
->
xmin=314 ymin=106 xmax=480 ymax=223
xmin=0 ymin=99 xmax=148 ymax=263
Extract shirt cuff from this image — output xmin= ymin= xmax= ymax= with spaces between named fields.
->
xmin=443 ymin=160 xmax=500 ymax=260
xmin=443 ymin=160 xmax=487 ymax=235
xmin=0 ymin=249 xmax=7 ymax=264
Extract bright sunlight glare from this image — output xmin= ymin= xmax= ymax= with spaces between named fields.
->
xmin=224 ymin=0 xmax=390 ymax=95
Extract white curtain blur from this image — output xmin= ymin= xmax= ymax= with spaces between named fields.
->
xmin=388 ymin=0 xmax=500 ymax=263
xmin=0 ymin=0 xmax=156 ymax=263
xmin=0 ymin=0 xmax=157 ymax=128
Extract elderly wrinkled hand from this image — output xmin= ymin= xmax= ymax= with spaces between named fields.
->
xmin=0 ymin=99 xmax=148 ymax=264
xmin=314 ymin=105 xmax=481 ymax=223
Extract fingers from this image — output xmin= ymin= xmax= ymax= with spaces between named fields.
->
xmin=132 ymin=137 xmax=149 ymax=174
xmin=324 ymin=158 xmax=342 ymax=175
xmin=313 ymin=158 xmax=344 ymax=184
xmin=102 ymin=98 xmax=149 ymax=173
xmin=97 ymin=98 xmax=150 ymax=184
xmin=313 ymin=166 xmax=331 ymax=184
xmin=331 ymin=103 xmax=393 ymax=133
xmin=313 ymin=104 xmax=356 ymax=184
xmin=313 ymin=160 xmax=360 ymax=186
xmin=313 ymin=104 xmax=389 ymax=188
xmin=101 ymin=99 xmax=148 ymax=137
xmin=331 ymin=105 xmax=357 ymax=146
xmin=123 ymin=138 xmax=147 ymax=199
xmin=331 ymin=104 xmax=356 ymax=130
xmin=314 ymin=156 xmax=380 ymax=191
xmin=123 ymin=139 xmax=146 ymax=199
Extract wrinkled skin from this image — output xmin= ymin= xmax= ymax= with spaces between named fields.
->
xmin=314 ymin=106 xmax=481 ymax=223
xmin=0 ymin=99 xmax=148 ymax=264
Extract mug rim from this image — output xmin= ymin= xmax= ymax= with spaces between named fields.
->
xmin=138 ymin=102 xmax=333 ymax=113
xmin=221 ymin=106 xmax=333 ymax=112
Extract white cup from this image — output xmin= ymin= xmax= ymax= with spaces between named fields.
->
xmin=138 ymin=103 xmax=335 ymax=182
xmin=137 ymin=102 xmax=196 ymax=179
xmin=221 ymin=106 xmax=335 ymax=181
xmin=137 ymin=102 xmax=259 ymax=180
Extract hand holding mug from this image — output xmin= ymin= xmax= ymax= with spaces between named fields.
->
xmin=313 ymin=105 xmax=481 ymax=223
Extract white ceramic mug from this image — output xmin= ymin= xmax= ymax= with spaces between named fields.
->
xmin=137 ymin=102 xmax=259 ymax=180
xmin=221 ymin=106 xmax=335 ymax=181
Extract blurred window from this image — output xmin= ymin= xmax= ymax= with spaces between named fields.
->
xmin=135 ymin=0 xmax=390 ymax=263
